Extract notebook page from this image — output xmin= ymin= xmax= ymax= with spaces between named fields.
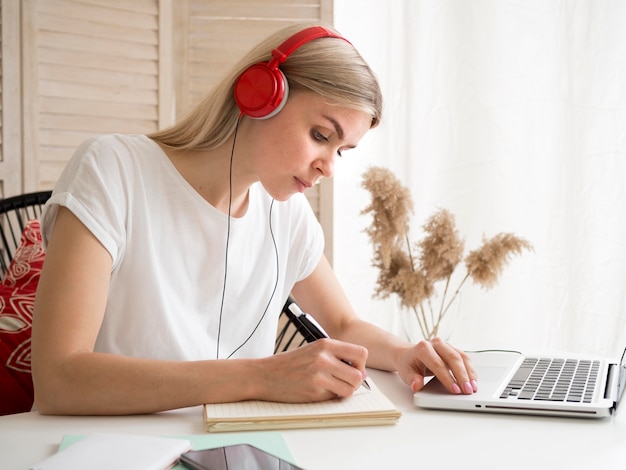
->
xmin=206 ymin=379 xmax=397 ymax=419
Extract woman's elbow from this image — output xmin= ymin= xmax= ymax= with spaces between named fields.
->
xmin=31 ymin=370 xmax=61 ymax=415
xmin=31 ymin=361 xmax=76 ymax=415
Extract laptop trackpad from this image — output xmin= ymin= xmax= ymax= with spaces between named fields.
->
xmin=478 ymin=366 xmax=510 ymax=383
xmin=422 ymin=365 xmax=508 ymax=393
xmin=420 ymin=352 xmax=519 ymax=396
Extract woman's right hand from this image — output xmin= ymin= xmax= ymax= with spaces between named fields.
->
xmin=257 ymin=338 xmax=368 ymax=402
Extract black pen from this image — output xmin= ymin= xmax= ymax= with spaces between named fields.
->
xmin=284 ymin=297 xmax=371 ymax=391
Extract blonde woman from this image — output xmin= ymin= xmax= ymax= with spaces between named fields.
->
xmin=32 ymin=24 xmax=476 ymax=415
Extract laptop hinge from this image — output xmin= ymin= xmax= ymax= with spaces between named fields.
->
xmin=615 ymin=363 xmax=626 ymax=413
xmin=604 ymin=364 xmax=618 ymax=400
xmin=604 ymin=363 xmax=626 ymax=414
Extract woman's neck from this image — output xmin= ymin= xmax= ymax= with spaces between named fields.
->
xmin=158 ymin=140 xmax=256 ymax=217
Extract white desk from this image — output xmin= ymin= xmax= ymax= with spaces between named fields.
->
xmin=1 ymin=369 xmax=624 ymax=470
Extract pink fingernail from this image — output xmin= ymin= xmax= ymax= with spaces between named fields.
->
xmin=362 ymin=369 xmax=368 ymax=380
xmin=463 ymin=382 xmax=473 ymax=394
xmin=451 ymin=383 xmax=462 ymax=394
xmin=471 ymin=379 xmax=478 ymax=392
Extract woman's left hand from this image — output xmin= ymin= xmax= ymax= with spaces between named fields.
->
xmin=396 ymin=337 xmax=478 ymax=395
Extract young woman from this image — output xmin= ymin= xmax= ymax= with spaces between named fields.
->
xmin=32 ymin=24 xmax=477 ymax=415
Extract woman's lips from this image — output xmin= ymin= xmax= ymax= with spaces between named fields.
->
xmin=295 ymin=177 xmax=313 ymax=193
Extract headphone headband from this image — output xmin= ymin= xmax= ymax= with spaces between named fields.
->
xmin=234 ymin=26 xmax=349 ymax=119
xmin=268 ymin=26 xmax=348 ymax=68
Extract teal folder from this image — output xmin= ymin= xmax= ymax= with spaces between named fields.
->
xmin=59 ymin=431 xmax=298 ymax=469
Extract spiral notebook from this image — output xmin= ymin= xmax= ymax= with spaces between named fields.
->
xmin=203 ymin=378 xmax=401 ymax=432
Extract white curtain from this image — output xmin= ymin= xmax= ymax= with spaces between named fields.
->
xmin=333 ymin=0 xmax=626 ymax=357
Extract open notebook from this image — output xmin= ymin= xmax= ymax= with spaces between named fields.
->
xmin=414 ymin=347 xmax=626 ymax=418
xmin=203 ymin=377 xmax=401 ymax=432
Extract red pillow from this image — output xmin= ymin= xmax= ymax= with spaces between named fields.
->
xmin=1 ymin=219 xmax=45 ymax=289
xmin=0 ymin=219 xmax=44 ymax=415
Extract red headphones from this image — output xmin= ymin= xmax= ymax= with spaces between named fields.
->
xmin=234 ymin=26 xmax=348 ymax=119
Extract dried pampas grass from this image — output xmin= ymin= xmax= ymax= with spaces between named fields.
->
xmin=361 ymin=166 xmax=533 ymax=340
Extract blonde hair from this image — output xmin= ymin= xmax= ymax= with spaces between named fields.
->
xmin=149 ymin=23 xmax=383 ymax=150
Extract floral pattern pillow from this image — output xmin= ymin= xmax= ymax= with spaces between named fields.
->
xmin=0 ymin=219 xmax=44 ymax=415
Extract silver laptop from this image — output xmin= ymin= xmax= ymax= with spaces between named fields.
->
xmin=414 ymin=347 xmax=626 ymax=418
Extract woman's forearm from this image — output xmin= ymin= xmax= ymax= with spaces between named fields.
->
xmin=32 ymin=352 xmax=262 ymax=415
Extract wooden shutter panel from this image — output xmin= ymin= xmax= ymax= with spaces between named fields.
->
xmin=24 ymin=0 xmax=163 ymax=189
xmin=0 ymin=0 xmax=22 ymax=196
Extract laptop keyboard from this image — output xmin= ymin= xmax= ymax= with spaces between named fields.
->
xmin=499 ymin=357 xmax=600 ymax=403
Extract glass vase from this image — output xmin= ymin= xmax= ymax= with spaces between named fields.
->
xmin=399 ymin=294 xmax=462 ymax=343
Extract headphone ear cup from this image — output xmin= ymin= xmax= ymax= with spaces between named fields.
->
xmin=234 ymin=63 xmax=289 ymax=119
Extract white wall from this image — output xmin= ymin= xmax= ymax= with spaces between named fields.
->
xmin=333 ymin=1 xmax=626 ymax=357
xmin=333 ymin=1 xmax=408 ymax=339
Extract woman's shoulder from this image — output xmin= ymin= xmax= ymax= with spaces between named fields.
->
xmin=77 ymin=133 xmax=154 ymax=155
xmin=68 ymin=133 xmax=162 ymax=171
xmin=53 ymin=134 xmax=165 ymax=197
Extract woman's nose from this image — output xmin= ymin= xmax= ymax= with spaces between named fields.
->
xmin=314 ymin=153 xmax=335 ymax=178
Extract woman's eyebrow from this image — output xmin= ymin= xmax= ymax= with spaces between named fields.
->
xmin=322 ymin=115 xmax=344 ymax=140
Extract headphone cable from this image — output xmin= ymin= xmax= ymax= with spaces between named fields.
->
xmin=215 ymin=117 xmax=280 ymax=359
xmin=227 ymin=198 xmax=279 ymax=359
xmin=215 ymin=117 xmax=240 ymax=359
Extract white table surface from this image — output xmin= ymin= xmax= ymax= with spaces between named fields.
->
xmin=1 ymin=369 xmax=624 ymax=470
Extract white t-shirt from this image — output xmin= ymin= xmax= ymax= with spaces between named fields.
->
xmin=41 ymin=134 xmax=324 ymax=360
